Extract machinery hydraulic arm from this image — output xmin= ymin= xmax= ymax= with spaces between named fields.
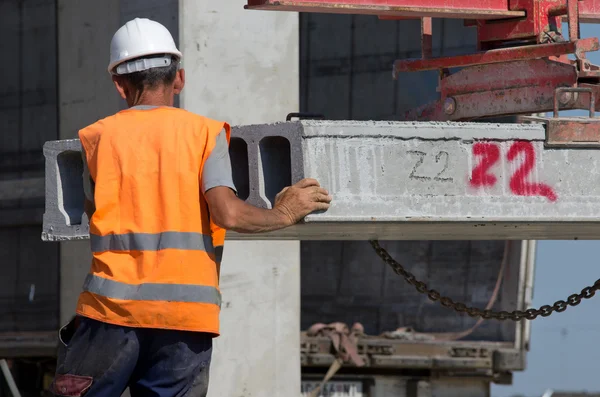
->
xmin=247 ymin=0 xmax=600 ymax=145
xmin=246 ymin=0 xmax=600 ymax=21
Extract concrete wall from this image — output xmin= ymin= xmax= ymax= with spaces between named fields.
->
xmin=179 ymin=1 xmax=301 ymax=396
xmin=0 ymin=0 xmax=59 ymax=333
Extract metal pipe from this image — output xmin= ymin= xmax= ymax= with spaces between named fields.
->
xmin=0 ymin=359 xmax=22 ymax=397
xmin=568 ymin=0 xmax=580 ymax=41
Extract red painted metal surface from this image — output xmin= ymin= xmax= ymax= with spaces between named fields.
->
xmin=385 ymin=0 xmax=600 ymax=123
xmin=521 ymin=87 xmax=600 ymax=147
xmin=247 ymin=0 xmax=600 ymax=19
xmin=373 ymin=0 xmax=600 ymax=22
xmin=421 ymin=17 xmax=432 ymax=59
xmin=573 ymin=0 xmax=600 ymax=22
xmin=245 ymin=0 xmax=525 ymax=19
xmin=476 ymin=0 xmax=562 ymax=46
xmin=543 ymin=117 xmax=600 ymax=147
xmin=394 ymin=38 xmax=599 ymax=73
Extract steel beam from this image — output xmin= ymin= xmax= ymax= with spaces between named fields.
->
xmin=393 ymin=39 xmax=599 ymax=73
xmin=245 ymin=0 xmax=525 ymax=19
xmin=246 ymin=0 xmax=600 ymax=22
xmin=41 ymin=120 xmax=600 ymax=241
xmin=574 ymin=0 xmax=600 ymax=23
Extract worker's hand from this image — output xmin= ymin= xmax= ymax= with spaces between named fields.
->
xmin=274 ymin=178 xmax=332 ymax=226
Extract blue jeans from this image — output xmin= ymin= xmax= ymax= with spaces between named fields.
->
xmin=51 ymin=316 xmax=212 ymax=397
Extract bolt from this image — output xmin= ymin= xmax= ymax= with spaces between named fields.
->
xmin=444 ymin=97 xmax=456 ymax=115
xmin=559 ymin=91 xmax=572 ymax=105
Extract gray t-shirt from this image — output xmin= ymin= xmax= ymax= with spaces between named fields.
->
xmin=201 ymin=128 xmax=237 ymax=195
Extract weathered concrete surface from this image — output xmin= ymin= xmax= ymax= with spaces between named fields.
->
xmin=43 ymin=120 xmax=600 ymax=240
xmin=42 ymin=139 xmax=88 ymax=242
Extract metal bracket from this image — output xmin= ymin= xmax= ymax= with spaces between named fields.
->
xmin=520 ymin=87 xmax=600 ymax=148
xmin=285 ymin=112 xmax=324 ymax=121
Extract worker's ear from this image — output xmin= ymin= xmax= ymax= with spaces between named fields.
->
xmin=112 ymin=75 xmax=128 ymax=100
xmin=174 ymin=69 xmax=185 ymax=94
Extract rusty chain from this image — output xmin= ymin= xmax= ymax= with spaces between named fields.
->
xmin=370 ymin=240 xmax=600 ymax=321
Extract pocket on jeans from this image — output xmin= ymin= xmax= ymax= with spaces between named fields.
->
xmin=51 ymin=374 xmax=93 ymax=397
xmin=58 ymin=316 xmax=79 ymax=347
xmin=57 ymin=316 xmax=80 ymax=366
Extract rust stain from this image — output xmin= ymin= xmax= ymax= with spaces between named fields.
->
xmin=248 ymin=1 xmax=524 ymax=19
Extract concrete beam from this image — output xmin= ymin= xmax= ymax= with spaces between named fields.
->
xmin=42 ymin=139 xmax=89 ymax=242
xmin=42 ymin=120 xmax=600 ymax=240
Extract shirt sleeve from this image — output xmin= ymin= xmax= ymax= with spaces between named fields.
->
xmin=202 ymin=128 xmax=237 ymax=194
xmin=81 ymin=148 xmax=95 ymax=203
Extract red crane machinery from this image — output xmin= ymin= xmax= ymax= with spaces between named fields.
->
xmin=246 ymin=0 xmax=600 ymax=146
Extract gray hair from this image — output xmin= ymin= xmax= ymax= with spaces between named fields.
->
xmin=121 ymin=55 xmax=179 ymax=90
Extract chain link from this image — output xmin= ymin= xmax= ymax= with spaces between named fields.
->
xmin=370 ymin=240 xmax=600 ymax=321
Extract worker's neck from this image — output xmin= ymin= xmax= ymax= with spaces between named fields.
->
xmin=127 ymin=87 xmax=174 ymax=108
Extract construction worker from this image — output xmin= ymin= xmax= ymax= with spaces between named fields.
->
xmin=50 ymin=18 xmax=332 ymax=397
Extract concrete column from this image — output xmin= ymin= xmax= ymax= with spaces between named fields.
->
xmin=179 ymin=1 xmax=300 ymax=396
xmin=57 ymin=0 xmax=121 ymax=326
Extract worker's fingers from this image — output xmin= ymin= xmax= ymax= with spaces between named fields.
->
xmin=276 ymin=186 xmax=289 ymax=198
xmin=295 ymin=178 xmax=320 ymax=188
xmin=311 ymin=187 xmax=330 ymax=197
xmin=314 ymin=193 xmax=332 ymax=203
xmin=311 ymin=202 xmax=331 ymax=212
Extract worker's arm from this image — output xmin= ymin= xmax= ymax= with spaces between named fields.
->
xmin=202 ymin=130 xmax=331 ymax=233
xmin=205 ymin=180 xmax=331 ymax=233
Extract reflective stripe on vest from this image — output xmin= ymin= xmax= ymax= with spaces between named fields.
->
xmin=90 ymin=231 xmax=214 ymax=253
xmin=83 ymin=274 xmax=222 ymax=307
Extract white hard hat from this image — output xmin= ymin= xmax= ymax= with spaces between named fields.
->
xmin=108 ymin=18 xmax=182 ymax=75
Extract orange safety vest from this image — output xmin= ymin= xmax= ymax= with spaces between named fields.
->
xmin=77 ymin=106 xmax=230 ymax=335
